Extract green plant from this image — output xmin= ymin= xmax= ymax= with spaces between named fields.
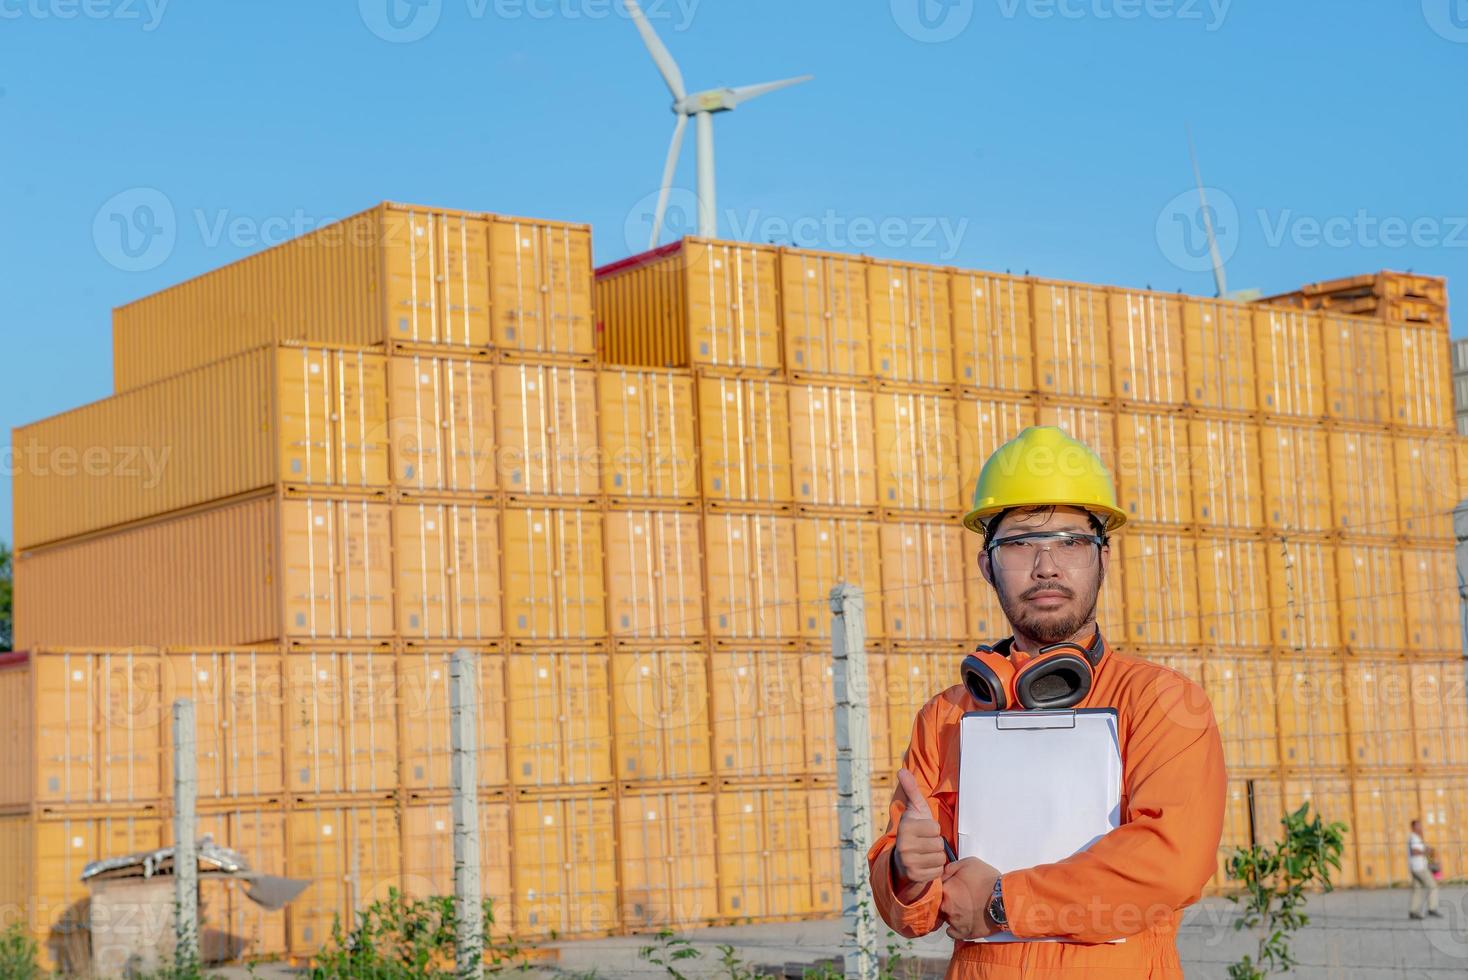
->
xmin=713 ymin=943 xmax=758 ymax=980
xmin=0 ymin=922 xmax=42 ymax=980
xmin=1225 ymin=802 xmax=1348 ymax=980
xmin=636 ymin=928 xmax=702 ymax=980
xmin=0 ymin=539 xmax=12 ymax=652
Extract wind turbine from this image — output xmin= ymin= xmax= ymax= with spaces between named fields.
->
xmin=1186 ymin=124 xmax=1260 ymax=302
xmin=624 ymin=0 xmax=812 ymax=247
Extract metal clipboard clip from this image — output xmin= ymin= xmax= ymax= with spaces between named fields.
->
xmin=994 ymin=709 xmax=1078 ymax=731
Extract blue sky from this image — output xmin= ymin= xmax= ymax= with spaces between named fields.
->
xmin=3 ymin=0 xmax=1467 ymax=547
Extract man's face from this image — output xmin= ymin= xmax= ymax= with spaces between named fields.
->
xmin=978 ymin=506 xmax=1109 ymax=645
xmin=1413 ymin=820 xmax=1423 ymax=834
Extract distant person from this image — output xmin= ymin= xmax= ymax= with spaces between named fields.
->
xmin=1409 ymin=818 xmax=1441 ymax=919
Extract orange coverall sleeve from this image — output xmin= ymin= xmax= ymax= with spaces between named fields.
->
xmin=1002 ymin=673 xmax=1227 ymax=943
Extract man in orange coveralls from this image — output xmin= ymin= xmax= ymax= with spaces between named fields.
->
xmin=867 ymin=426 xmax=1226 ymax=978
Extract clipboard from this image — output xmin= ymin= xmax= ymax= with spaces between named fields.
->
xmin=956 ymin=708 xmax=1123 ymax=943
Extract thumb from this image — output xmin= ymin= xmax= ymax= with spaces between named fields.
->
xmin=897 ymin=768 xmax=934 ymax=820
xmin=942 ymin=861 xmax=963 ymax=880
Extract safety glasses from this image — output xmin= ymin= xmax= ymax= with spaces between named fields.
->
xmin=986 ymin=530 xmax=1104 ymax=571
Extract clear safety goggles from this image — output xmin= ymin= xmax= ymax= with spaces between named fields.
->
xmin=986 ymin=530 xmax=1104 ymax=572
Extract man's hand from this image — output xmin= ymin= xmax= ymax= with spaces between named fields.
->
xmin=892 ymin=768 xmax=948 ymax=900
xmin=941 ymin=857 xmax=1002 ymax=941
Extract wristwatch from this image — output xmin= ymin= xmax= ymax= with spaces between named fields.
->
xmin=987 ymin=876 xmax=1008 ymax=930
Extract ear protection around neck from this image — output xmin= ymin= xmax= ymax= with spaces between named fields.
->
xmin=959 ymin=631 xmax=1106 ymax=711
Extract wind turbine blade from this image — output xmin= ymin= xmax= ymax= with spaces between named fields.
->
xmin=624 ymin=0 xmax=686 ymax=100
xmin=725 ymin=74 xmax=814 ymax=108
xmin=649 ymin=113 xmax=688 ymax=249
xmin=1187 ymin=123 xmax=1228 ymax=299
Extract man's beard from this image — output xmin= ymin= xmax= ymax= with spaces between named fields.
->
xmin=995 ymin=574 xmax=1103 ymax=645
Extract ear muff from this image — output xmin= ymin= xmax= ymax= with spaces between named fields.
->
xmin=960 ymin=652 xmax=1015 ymax=711
xmin=960 ymin=632 xmax=1107 ymax=711
xmin=1013 ymin=651 xmax=1093 ymax=710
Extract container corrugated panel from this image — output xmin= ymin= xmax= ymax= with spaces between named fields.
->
xmin=697 ymin=374 xmax=793 ymax=505
xmin=715 ymin=784 xmax=812 ymax=919
xmin=703 ymin=511 xmax=798 ymax=639
xmin=1118 ymin=531 xmax=1199 ymax=647
xmin=197 ymin=806 xmax=288 ymax=958
xmin=605 ymin=507 xmax=705 ymax=640
xmin=1342 ymin=657 xmax=1414 ymax=768
xmin=596 ymin=243 xmax=687 ymax=368
xmin=1214 ymin=777 xmax=1269 ymax=889
xmin=388 ymin=353 xmax=496 ymax=494
xmin=1352 ymin=774 xmax=1420 ymax=886
xmin=780 ymin=248 xmax=872 ymax=378
xmin=1328 ymin=428 xmax=1398 ymax=537
xmin=1109 ymin=290 xmax=1185 ymax=406
xmin=398 ymin=648 xmax=509 ymax=791
xmin=710 ymin=648 xmax=806 ymax=780
xmin=489 ymin=217 xmax=595 ymax=357
xmin=597 ymin=367 xmax=699 ymax=499
xmin=1114 ymin=409 xmax=1193 ymax=526
xmin=800 ymin=649 xmax=890 ymax=779
xmin=1410 ymin=659 xmax=1468 ymax=767
xmin=287 ymin=802 xmax=402 ymax=954
xmin=951 ymin=272 xmax=1033 ymax=392
xmin=162 ymin=650 xmax=283 ymax=800
xmin=1320 ymin=313 xmax=1391 ymax=425
xmin=956 ymin=396 xmax=1037 ymax=509
xmin=1387 ymin=322 xmax=1453 ymax=429
xmin=788 ymin=381 xmax=878 ymax=509
xmin=0 ymin=655 xmax=34 ymax=806
xmin=1183 ymin=299 xmax=1256 ymax=413
xmin=617 ymin=789 xmax=718 ymax=929
xmin=682 ymin=239 xmax=782 ymax=371
xmin=282 ymin=497 xmax=395 ymax=642
xmin=502 ymin=506 xmax=606 ymax=640
xmin=1274 ymin=655 xmax=1348 ymax=769
xmin=793 ymin=516 xmax=884 ymax=639
xmin=394 ymin=501 xmax=502 ymax=641
xmin=13 ymin=345 xmax=388 ymax=551
xmin=880 ymin=520 xmax=967 ymax=641
xmin=1266 ymin=537 xmax=1339 ymax=651
xmin=1259 ymin=423 xmax=1332 ymax=533
xmin=400 ymin=799 xmax=513 ymax=934
xmin=1194 ymin=536 xmax=1269 ymax=648
xmin=884 ymin=650 xmax=956 ymax=777
xmin=874 ymin=387 xmax=960 ymax=511
xmin=1417 ymin=775 xmax=1468 ymax=885
xmin=1035 ymin=398 xmax=1117 ymax=479
xmin=1202 ymin=654 xmax=1279 ymax=772
xmin=612 ymin=646 xmax=711 ymax=783
xmin=1281 ymin=774 xmax=1358 ymax=885
xmin=1254 ymin=307 xmax=1325 ymax=418
xmin=867 ymin=260 xmax=954 ymax=386
xmin=1031 ymin=280 xmax=1111 ymax=399
xmin=283 ymin=650 xmax=398 ymax=796
xmin=1335 ymin=542 xmax=1406 ymax=650
xmin=1189 ymin=415 xmax=1263 ymax=530
xmin=507 ymin=650 xmax=612 ymax=787
xmin=511 ymin=794 xmax=619 ymax=937
xmin=496 ymin=362 xmax=601 ymax=498
xmin=1394 ymin=433 xmax=1456 ymax=540
xmin=1400 ymin=544 xmax=1460 ymax=652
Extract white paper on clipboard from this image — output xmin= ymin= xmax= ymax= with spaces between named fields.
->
xmin=956 ymin=709 xmax=1123 ymax=944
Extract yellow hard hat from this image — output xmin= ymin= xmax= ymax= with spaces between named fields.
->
xmin=962 ymin=426 xmax=1128 ymax=535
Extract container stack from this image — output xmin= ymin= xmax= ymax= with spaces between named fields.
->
xmin=1261 ymin=271 xmax=1449 ymax=331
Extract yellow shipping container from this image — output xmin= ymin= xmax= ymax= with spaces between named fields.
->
xmin=283 ymin=650 xmax=398 ymax=796
xmin=1274 ymin=655 xmax=1348 ymax=769
xmin=387 ymin=353 xmax=495 ymax=495
xmin=612 ymin=646 xmax=711 ymax=783
xmin=501 ymin=505 xmax=606 ymax=640
xmin=1202 ymin=653 xmax=1279 ymax=772
xmin=13 ymin=345 xmax=388 ymax=551
xmin=287 ymin=802 xmax=402 ymax=954
xmin=506 ymin=651 xmax=612 ymax=787
xmin=15 ymin=495 xmax=395 ymax=649
xmin=710 ymin=648 xmax=807 ymax=781
xmin=162 ymin=649 xmax=284 ymax=801
xmin=1282 ymin=774 xmax=1358 ymax=885
xmin=703 ymin=511 xmax=799 ymax=639
xmin=884 ymin=650 xmax=957 ymax=776
xmin=1341 ymin=657 xmax=1414 ymax=769
xmin=715 ymin=784 xmax=812 ymax=920
xmin=1114 ymin=409 xmax=1193 ymax=526
xmin=617 ymin=790 xmax=719 ymax=930
xmin=956 ymin=395 xmax=1037 ymax=513
xmin=1118 ymin=530 xmax=1199 ymax=647
xmin=400 ymin=799 xmax=513 ymax=934
xmin=1215 ymin=777 xmax=1271 ymax=889
xmin=597 ymin=367 xmax=699 ymax=500
xmin=697 ymin=374 xmax=793 ymax=505
xmin=1109 ymin=290 xmax=1186 ymax=406
xmin=1036 ymin=398 xmax=1117 ymax=477
xmin=1409 ymin=659 xmax=1468 ymax=767
xmin=788 ymin=381 xmax=878 ymax=509
xmin=1400 ymin=544 xmax=1460 ymax=653
xmin=1266 ymin=537 xmax=1339 ymax=651
xmin=1353 ymin=774 xmax=1420 ymax=886
xmin=1335 ymin=541 xmax=1406 ymax=651
xmin=1254 ymin=307 xmax=1325 ymax=418
xmin=1394 ymin=433 xmax=1456 ymax=540
xmin=511 ymin=794 xmax=619 ymax=938
xmin=867 ymin=260 xmax=953 ymax=386
xmin=873 ymin=386 xmax=961 ymax=512
xmin=793 ymin=516 xmax=884 ymax=640
xmin=1183 ymin=299 xmax=1257 ymax=413
xmin=1387 ymin=322 xmax=1453 ymax=429
xmin=604 ymin=507 xmax=705 ymax=641
xmin=951 ymin=272 xmax=1033 ymax=392
xmin=800 ymin=648 xmax=890 ymax=779
xmin=1417 ymin=775 xmax=1468 ymax=882
xmin=1189 ymin=415 xmax=1263 ymax=530
xmin=0 ymin=649 xmax=161 ymax=809
xmin=1328 ymin=428 xmax=1398 ymax=537
xmin=113 ymin=205 xmax=594 ymax=391
xmin=1194 ymin=535 xmax=1270 ymax=648
xmin=193 ymin=805 xmax=288 ymax=959
xmin=394 ymin=501 xmax=502 ymax=641
xmin=780 ymin=248 xmax=872 ymax=378
xmin=398 ymin=647 xmax=509 ymax=792
xmin=880 ymin=520 xmax=967 ymax=641
xmin=496 ymin=362 xmax=600 ymax=499
xmin=1031 ymin=280 xmax=1111 ymax=399
xmin=1259 ymin=423 xmax=1332 ymax=533
xmin=1319 ymin=312 xmax=1391 ymax=425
